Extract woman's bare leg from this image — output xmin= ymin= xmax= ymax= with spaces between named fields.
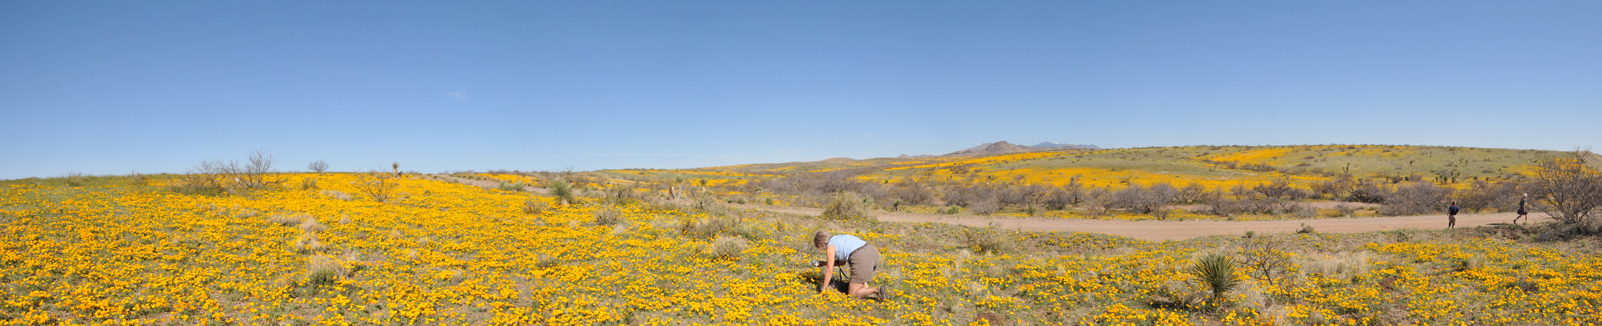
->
xmin=848 ymin=282 xmax=879 ymax=298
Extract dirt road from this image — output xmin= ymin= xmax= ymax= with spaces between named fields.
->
xmin=741 ymin=205 xmax=1521 ymax=241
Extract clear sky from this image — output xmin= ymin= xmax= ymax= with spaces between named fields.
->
xmin=3 ymin=1 xmax=1599 ymax=179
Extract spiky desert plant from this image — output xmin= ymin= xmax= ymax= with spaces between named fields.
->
xmin=548 ymin=178 xmax=575 ymax=205
xmin=1189 ymin=252 xmax=1242 ymax=307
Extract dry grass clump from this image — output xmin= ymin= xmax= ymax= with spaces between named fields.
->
xmin=522 ymin=198 xmax=549 ymax=214
xmin=707 ymin=236 xmax=749 ymax=260
xmin=593 ymin=205 xmax=622 ymax=226
xmin=960 ymin=225 xmax=1016 ymax=254
xmin=320 ymin=189 xmax=352 ymax=201
xmin=293 ymin=232 xmax=324 ymax=252
xmin=1296 ymin=251 xmax=1371 ymax=281
xmin=298 ymin=217 xmax=326 ymax=233
xmin=307 ymin=254 xmax=346 ymax=286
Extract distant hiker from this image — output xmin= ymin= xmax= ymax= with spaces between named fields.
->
xmin=813 ymin=231 xmax=883 ymax=299
xmin=1447 ymin=201 xmax=1460 ymax=229
xmin=1513 ymin=193 xmax=1530 ymax=224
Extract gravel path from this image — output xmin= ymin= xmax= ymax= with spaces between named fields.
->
xmin=738 ymin=205 xmax=1520 ymax=241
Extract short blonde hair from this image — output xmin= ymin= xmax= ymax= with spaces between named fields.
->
xmin=813 ymin=231 xmax=832 ymax=249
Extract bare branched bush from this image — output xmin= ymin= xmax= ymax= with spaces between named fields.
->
xmin=173 ymin=149 xmax=283 ymax=195
xmin=1239 ymin=238 xmax=1293 ymax=286
xmin=969 ymin=198 xmax=1001 ymax=215
xmin=1530 ymin=152 xmax=1602 ymax=225
xmin=1455 ymin=179 xmax=1524 ymax=213
xmin=1346 ymin=180 xmax=1390 ymax=204
xmin=351 ymin=172 xmax=397 ymax=203
xmin=307 ymin=160 xmax=329 ymax=173
xmin=1380 ymin=182 xmax=1451 ymax=216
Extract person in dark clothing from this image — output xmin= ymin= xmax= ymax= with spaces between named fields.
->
xmin=1513 ymin=194 xmax=1530 ymax=224
xmin=1448 ymin=201 xmax=1460 ymax=229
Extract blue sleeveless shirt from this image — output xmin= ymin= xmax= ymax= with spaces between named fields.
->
xmin=829 ymin=235 xmax=867 ymax=261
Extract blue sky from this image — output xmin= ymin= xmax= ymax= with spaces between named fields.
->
xmin=2 ymin=1 xmax=1598 ymax=179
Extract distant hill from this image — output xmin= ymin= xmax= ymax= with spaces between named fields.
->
xmin=1032 ymin=142 xmax=1100 ymax=150
xmin=941 ymin=141 xmax=1099 ymax=157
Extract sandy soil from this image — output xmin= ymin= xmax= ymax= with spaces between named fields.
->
xmin=737 ymin=205 xmax=1521 ymax=241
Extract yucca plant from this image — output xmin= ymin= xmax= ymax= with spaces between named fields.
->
xmin=548 ymin=178 xmax=575 ymax=205
xmin=1189 ymin=252 xmax=1242 ymax=308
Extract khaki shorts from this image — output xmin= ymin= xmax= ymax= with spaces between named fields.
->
xmin=846 ymin=244 xmax=880 ymax=284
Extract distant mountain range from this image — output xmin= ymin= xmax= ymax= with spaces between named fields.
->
xmin=896 ymin=141 xmax=1099 ymax=158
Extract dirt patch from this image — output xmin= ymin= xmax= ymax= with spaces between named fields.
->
xmin=434 ymin=174 xmax=548 ymax=194
xmin=736 ymin=204 xmax=1518 ymax=241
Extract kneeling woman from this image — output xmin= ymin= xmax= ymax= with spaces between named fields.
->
xmin=813 ymin=231 xmax=882 ymax=298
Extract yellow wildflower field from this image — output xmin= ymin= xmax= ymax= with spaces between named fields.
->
xmin=4 ymin=173 xmax=1599 ymax=325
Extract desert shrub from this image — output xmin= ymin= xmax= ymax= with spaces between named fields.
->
xmin=1189 ymin=252 xmax=1242 ymax=307
xmin=707 ymin=236 xmax=749 ymax=260
xmin=889 ymin=183 xmax=936 ymax=206
xmin=693 ymin=195 xmax=730 ymax=215
xmin=351 ymin=172 xmax=396 ymax=203
xmin=1292 ymin=205 xmax=1318 ymax=218
xmin=522 ymin=198 xmax=549 ymax=214
xmin=968 ymin=198 xmax=1001 ymax=215
xmin=61 ymin=172 xmax=91 ymax=187
xmin=307 ymin=255 xmax=346 ymax=286
xmin=1346 ymin=180 xmax=1390 ymax=203
xmin=960 ymin=226 xmax=1015 ymax=254
xmin=1380 ymin=182 xmax=1451 ymax=216
xmin=1043 ymin=189 xmax=1073 ymax=210
xmin=300 ymin=177 xmax=319 ymax=190
xmin=1252 ymin=180 xmax=1308 ymax=201
xmin=547 ymin=178 xmax=575 ymax=205
xmin=942 ymin=185 xmax=999 ymax=208
xmin=1296 ymin=223 xmax=1316 ymax=234
xmin=1176 ymin=182 xmax=1208 ymax=204
xmin=307 ymin=160 xmax=329 ymax=173
xmin=1239 ymin=238 xmax=1293 ymax=286
xmin=1109 ymin=184 xmax=1175 ymax=215
xmin=1529 ymin=153 xmax=1602 ymax=225
xmin=942 ymin=205 xmax=962 ymax=215
xmin=497 ymin=181 xmax=526 ymax=192
xmin=1332 ymin=204 xmax=1358 ymax=217
xmin=1455 ymin=179 xmax=1523 ymax=213
xmin=680 ymin=215 xmax=746 ymax=239
xmin=604 ymin=184 xmax=646 ymax=205
xmin=821 ymin=192 xmax=875 ymax=221
xmin=594 ymin=205 xmax=622 ymax=226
